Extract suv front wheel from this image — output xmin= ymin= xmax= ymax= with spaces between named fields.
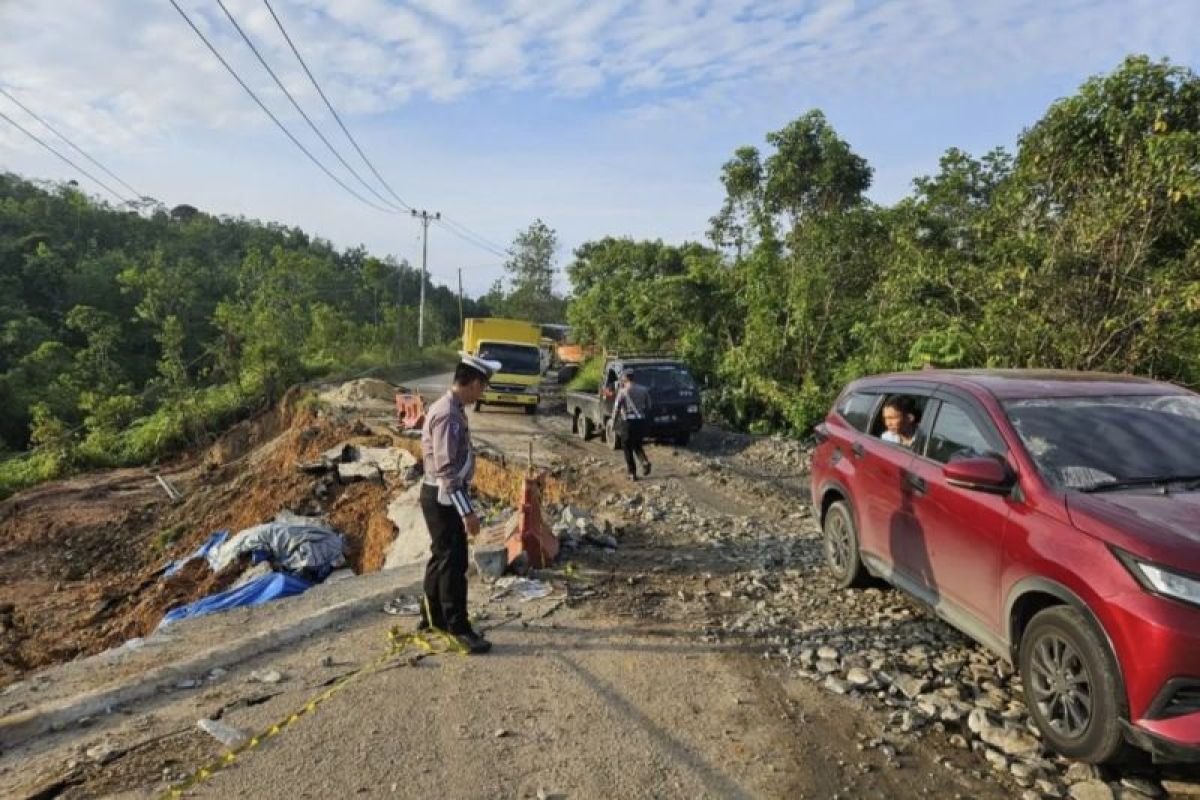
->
xmin=1019 ymin=605 xmax=1127 ymax=764
xmin=823 ymin=500 xmax=868 ymax=588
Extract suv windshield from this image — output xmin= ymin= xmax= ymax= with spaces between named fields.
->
xmin=1005 ymin=394 xmax=1200 ymax=491
xmin=626 ymin=366 xmax=697 ymax=394
xmin=478 ymin=343 xmax=541 ymax=376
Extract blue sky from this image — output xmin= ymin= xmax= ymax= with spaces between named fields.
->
xmin=2 ymin=0 xmax=1198 ymax=296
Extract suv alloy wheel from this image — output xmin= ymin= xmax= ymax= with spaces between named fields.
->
xmin=1019 ymin=606 xmax=1127 ymax=763
xmin=823 ymin=500 xmax=868 ymax=589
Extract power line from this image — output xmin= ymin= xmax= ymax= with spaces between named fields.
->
xmin=0 ymin=84 xmax=144 ymax=200
xmin=167 ymin=0 xmax=395 ymax=214
xmin=214 ymin=0 xmax=405 ymax=214
xmin=261 ymin=0 xmax=514 ymax=259
xmin=0 ymin=107 xmax=132 ymax=204
xmin=441 ymin=214 xmax=511 ymax=255
xmin=435 ymin=217 xmax=509 ymax=259
xmin=261 ymin=0 xmax=412 ymax=212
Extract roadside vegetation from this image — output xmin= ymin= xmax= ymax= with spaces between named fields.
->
xmin=0 ymin=178 xmax=471 ymax=497
xmin=566 ymin=56 xmax=1200 ymax=434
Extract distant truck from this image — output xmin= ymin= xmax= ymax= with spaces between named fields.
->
xmin=565 ymin=355 xmax=703 ymax=447
xmin=462 ymin=317 xmax=542 ymax=414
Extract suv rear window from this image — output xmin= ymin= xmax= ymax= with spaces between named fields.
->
xmin=837 ymin=392 xmax=877 ymax=432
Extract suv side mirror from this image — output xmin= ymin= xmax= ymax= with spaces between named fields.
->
xmin=943 ymin=456 xmax=1014 ymax=493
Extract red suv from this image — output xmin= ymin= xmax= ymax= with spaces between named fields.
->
xmin=810 ymin=370 xmax=1200 ymax=764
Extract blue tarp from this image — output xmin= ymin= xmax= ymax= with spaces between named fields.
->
xmin=158 ymin=572 xmax=313 ymax=628
xmin=162 ymin=530 xmax=229 ymax=578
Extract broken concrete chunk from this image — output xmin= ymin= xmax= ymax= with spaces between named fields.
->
xmin=354 ymin=446 xmax=417 ymax=473
xmin=323 ymin=443 xmax=356 ymax=464
xmin=86 ymin=743 xmax=118 ymax=764
xmin=249 ymin=669 xmax=284 ymax=684
xmin=472 ymin=544 xmax=508 ymax=578
xmin=337 ymin=462 xmax=384 ymax=483
xmin=384 ymin=485 xmax=431 ymax=569
xmin=296 ymin=458 xmax=333 ymax=475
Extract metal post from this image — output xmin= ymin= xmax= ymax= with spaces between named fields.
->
xmin=457 ymin=267 xmax=464 ymax=331
xmin=411 ymin=209 xmax=440 ymax=348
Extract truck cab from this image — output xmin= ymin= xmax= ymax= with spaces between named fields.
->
xmin=463 ymin=318 xmax=542 ymax=414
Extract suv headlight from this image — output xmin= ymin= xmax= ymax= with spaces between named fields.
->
xmin=1115 ymin=549 xmax=1200 ymax=608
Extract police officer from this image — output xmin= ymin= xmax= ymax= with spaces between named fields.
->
xmin=614 ymin=370 xmax=652 ymax=481
xmin=418 ymin=353 xmax=500 ymax=654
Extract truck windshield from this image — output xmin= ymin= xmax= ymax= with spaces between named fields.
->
xmin=627 ymin=367 xmax=697 ymax=393
xmin=1005 ymin=394 xmax=1200 ymax=491
xmin=479 ymin=343 xmax=542 ymax=376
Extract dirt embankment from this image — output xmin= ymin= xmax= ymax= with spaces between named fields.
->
xmin=0 ymin=390 xmax=403 ymax=686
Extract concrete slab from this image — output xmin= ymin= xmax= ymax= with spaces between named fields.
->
xmin=0 ymin=564 xmax=422 ymax=749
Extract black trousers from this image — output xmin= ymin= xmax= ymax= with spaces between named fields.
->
xmin=621 ymin=418 xmax=650 ymax=476
xmin=420 ymin=484 xmax=470 ymax=634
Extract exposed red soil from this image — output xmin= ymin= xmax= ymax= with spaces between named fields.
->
xmin=329 ymin=481 xmax=395 ymax=574
xmin=0 ymin=391 xmax=402 ymax=687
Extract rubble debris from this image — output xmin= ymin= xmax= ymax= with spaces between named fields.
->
xmin=197 ymin=718 xmax=249 ymax=749
xmin=382 ymin=597 xmax=421 ymax=616
xmin=554 ymin=506 xmax=617 ymax=550
xmin=354 ymin=447 xmax=417 ymax=474
xmin=249 ymin=669 xmax=285 ymax=684
xmin=337 ymin=462 xmax=384 ymax=484
xmin=491 ymin=576 xmax=553 ymax=602
xmin=85 ymin=743 xmax=118 ymax=764
xmin=471 ymin=540 xmax=508 ymax=578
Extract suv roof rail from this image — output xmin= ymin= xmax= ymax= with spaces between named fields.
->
xmin=605 ymin=349 xmax=679 ymax=361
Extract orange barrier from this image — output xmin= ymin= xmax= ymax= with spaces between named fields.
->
xmin=505 ymin=473 xmax=560 ymax=570
xmin=394 ymin=391 xmax=426 ymax=430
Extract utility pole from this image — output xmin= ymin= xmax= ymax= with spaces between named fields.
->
xmin=411 ymin=209 xmax=440 ymax=348
xmin=457 ymin=267 xmax=465 ymax=331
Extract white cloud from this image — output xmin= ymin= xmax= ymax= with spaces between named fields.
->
xmin=2 ymin=0 xmax=1197 ymax=154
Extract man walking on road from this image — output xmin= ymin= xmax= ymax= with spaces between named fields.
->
xmin=615 ymin=371 xmax=652 ymax=481
xmin=419 ymin=353 xmax=500 ymax=654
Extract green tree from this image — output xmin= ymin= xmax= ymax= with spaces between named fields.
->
xmin=494 ymin=219 xmax=566 ymax=322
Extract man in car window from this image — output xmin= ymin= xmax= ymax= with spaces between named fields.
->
xmin=881 ymin=395 xmax=919 ymax=448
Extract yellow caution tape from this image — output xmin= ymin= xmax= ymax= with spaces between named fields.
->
xmin=159 ymin=623 xmax=467 ymax=799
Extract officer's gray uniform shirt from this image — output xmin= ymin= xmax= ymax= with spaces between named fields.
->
xmin=615 ymin=382 xmax=651 ymax=421
xmin=421 ymin=391 xmax=475 ymax=517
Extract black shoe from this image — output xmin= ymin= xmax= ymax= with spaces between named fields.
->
xmin=415 ymin=615 xmax=446 ymax=633
xmin=453 ymin=630 xmax=493 ymax=654
xmin=642 ymin=462 xmax=651 ymax=476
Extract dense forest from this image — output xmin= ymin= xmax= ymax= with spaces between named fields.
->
xmin=567 ymin=56 xmax=1200 ymax=433
xmin=0 ymin=176 xmax=482 ymax=494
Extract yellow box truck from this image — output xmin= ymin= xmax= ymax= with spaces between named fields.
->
xmin=462 ymin=317 xmax=542 ymax=414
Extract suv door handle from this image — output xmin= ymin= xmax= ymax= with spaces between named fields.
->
xmin=850 ymin=442 xmax=865 ymax=458
xmin=905 ymin=472 xmax=927 ymax=494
